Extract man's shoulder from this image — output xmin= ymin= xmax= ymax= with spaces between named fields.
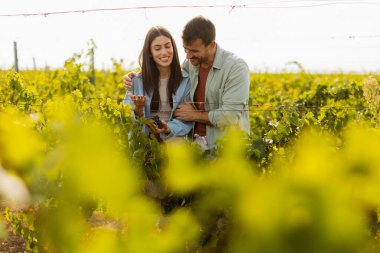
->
xmin=216 ymin=45 xmax=248 ymax=70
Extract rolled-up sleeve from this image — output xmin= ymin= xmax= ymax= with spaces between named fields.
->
xmin=161 ymin=119 xmax=193 ymax=140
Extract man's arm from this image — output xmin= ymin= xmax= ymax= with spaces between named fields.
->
xmin=208 ymin=59 xmax=250 ymax=128
xmin=173 ymin=99 xmax=212 ymax=125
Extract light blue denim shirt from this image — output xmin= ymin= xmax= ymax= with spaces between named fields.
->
xmin=183 ymin=44 xmax=250 ymax=149
xmin=123 ymin=71 xmax=193 ymax=140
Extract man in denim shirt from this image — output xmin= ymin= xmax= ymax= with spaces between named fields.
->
xmin=173 ymin=16 xmax=250 ymax=151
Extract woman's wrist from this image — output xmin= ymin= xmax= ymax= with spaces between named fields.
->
xmin=134 ymin=109 xmax=143 ymax=117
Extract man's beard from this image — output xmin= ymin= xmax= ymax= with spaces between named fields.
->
xmin=190 ymin=56 xmax=203 ymax=66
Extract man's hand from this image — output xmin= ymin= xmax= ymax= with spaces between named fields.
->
xmin=128 ymin=94 xmax=146 ymax=116
xmin=123 ymin=72 xmax=136 ymax=90
xmin=174 ymin=98 xmax=212 ymax=125
xmin=173 ymin=99 xmax=197 ymax=121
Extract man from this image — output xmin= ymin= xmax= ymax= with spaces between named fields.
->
xmin=124 ymin=16 xmax=250 ymax=151
xmin=174 ymin=16 xmax=250 ymax=151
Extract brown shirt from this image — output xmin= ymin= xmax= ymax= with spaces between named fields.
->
xmin=194 ymin=66 xmax=211 ymax=136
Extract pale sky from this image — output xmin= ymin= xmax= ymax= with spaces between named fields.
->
xmin=1 ymin=0 xmax=380 ymax=72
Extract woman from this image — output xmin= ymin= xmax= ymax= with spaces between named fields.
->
xmin=123 ymin=26 xmax=192 ymax=142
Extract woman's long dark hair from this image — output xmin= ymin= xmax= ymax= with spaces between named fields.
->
xmin=139 ymin=26 xmax=182 ymax=112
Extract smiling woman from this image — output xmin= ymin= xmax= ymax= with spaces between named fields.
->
xmin=123 ymin=26 xmax=193 ymax=142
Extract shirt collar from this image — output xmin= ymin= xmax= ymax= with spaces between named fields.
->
xmin=212 ymin=43 xmax=223 ymax=70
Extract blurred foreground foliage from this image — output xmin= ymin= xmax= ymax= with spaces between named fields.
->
xmin=1 ymin=53 xmax=380 ymax=252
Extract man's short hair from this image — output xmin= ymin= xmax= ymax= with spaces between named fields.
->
xmin=182 ymin=16 xmax=216 ymax=45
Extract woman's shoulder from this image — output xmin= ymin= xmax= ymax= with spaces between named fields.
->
xmin=129 ymin=72 xmax=144 ymax=95
xmin=132 ymin=72 xmax=143 ymax=85
xmin=175 ymin=70 xmax=190 ymax=96
xmin=181 ymin=69 xmax=189 ymax=78
xmin=133 ymin=71 xmax=143 ymax=80
xmin=179 ymin=70 xmax=190 ymax=88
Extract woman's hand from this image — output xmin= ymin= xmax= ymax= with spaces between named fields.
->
xmin=128 ymin=94 xmax=146 ymax=117
xmin=146 ymin=120 xmax=171 ymax=142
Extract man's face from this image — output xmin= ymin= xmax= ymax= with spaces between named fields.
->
xmin=183 ymin=38 xmax=211 ymax=67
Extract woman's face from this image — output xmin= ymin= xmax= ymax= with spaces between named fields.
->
xmin=150 ymin=35 xmax=173 ymax=68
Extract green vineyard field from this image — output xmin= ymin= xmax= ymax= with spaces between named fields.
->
xmin=1 ymin=53 xmax=380 ymax=253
